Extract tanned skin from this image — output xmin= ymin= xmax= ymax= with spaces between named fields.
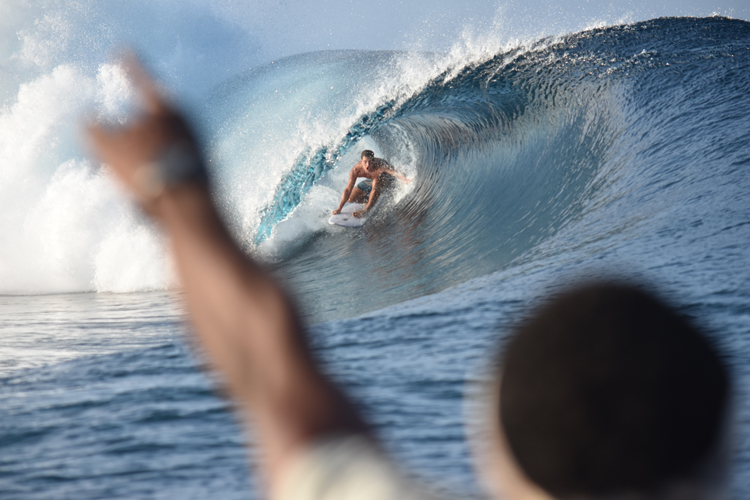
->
xmin=332 ymin=153 xmax=411 ymax=218
xmin=85 ymin=56 xmax=367 ymax=496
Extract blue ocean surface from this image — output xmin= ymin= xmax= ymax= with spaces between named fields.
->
xmin=1 ymin=14 xmax=750 ymax=499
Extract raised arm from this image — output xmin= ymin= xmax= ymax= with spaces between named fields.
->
xmin=86 ymin=57 xmax=366 ymax=493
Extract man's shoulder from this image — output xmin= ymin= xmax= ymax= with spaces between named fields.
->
xmin=279 ymin=435 xmax=447 ymax=500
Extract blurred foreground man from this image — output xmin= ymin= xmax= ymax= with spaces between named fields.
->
xmin=87 ymin=57 xmax=732 ymax=500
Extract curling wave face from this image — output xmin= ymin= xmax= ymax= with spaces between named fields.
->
xmin=203 ymin=17 xmax=750 ymax=322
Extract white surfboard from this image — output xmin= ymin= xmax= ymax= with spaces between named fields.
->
xmin=329 ymin=203 xmax=367 ymax=227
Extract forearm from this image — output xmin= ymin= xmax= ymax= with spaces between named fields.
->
xmin=158 ymin=186 xmax=283 ymax=379
xmin=364 ymin=188 xmax=380 ymax=211
xmin=338 ymin=188 xmax=351 ymax=210
xmin=389 ymin=169 xmax=409 ymax=183
xmin=157 ymin=185 xmax=366 ymax=482
xmin=85 ymin=58 xmax=367 ymax=490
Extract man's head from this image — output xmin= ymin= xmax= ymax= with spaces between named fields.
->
xmin=361 ymin=150 xmax=375 ymax=171
xmin=479 ymin=283 xmax=731 ymax=500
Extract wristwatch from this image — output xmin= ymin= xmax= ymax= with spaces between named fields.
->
xmin=133 ymin=142 xmax=208 ymax=201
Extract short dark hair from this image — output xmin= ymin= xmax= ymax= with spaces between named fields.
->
xmin=361 ymin=150 xmax=375 ymax=159
xmin=499 ymin=283 xmax=729 ymax=498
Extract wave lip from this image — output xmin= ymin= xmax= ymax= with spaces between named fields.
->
xmin=2 ymin=15 xmax=748 ymax=308
xmin=202 ymin=17 xmax=750 ymax=322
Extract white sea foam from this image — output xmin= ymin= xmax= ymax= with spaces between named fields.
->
xmin=0 ymin=58 xmax=172 ymax=294
xmin=0 ymin=0 xmax=561 ymax=295
xmin=2 ymin=0 xmax=717 ymax=295
xmin=0 ymin=0 xmax=257 ymax=295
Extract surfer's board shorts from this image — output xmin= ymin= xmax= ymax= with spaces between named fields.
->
xmin=276 ymin=434 xmax=446 ymax=500
xmin=357 ymin=179 xmax=374 ymax=195
xmin=357 ymin=176 xmax=395 ymax=197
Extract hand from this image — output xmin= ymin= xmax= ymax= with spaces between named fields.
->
xmin=332 ymin=208 xmax=341 ymax=215
xmin=404 ymin=178 xmax=412 ymax=185
xmin=353 ymin=210 xmax=366 ymax=218
xmin=85 ymin=53 xmax=203 ymax=215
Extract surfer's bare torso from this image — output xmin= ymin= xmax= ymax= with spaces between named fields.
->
xmin=332 ymin=152 xmax=411 ymax=218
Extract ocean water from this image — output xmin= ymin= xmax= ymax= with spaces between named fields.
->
xmin=1 ymin=4 xmax=750 ymax=499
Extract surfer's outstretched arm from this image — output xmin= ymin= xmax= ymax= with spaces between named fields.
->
xmin=384 ymin=166 xmax=412 ymax=184
xmin=86 ymin=57 xmax=366 ymax=493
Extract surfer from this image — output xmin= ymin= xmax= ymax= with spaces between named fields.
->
xmin=332 ymin=150 xmax=411 ymax=218
xmin=87 ymin=57 xmax=732 ymax=500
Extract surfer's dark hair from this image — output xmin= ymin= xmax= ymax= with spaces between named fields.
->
xmin=361 ymin=150 xmax=375 ymax=159
xmin=498 ymin=282 xmax=730 ymax=498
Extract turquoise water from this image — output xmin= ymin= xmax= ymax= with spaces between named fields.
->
xmin=1 ymin=16 xmax=750 ymax=499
